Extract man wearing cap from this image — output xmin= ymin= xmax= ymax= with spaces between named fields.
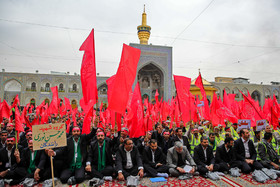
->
xmin=116 ymin=138 xmax=144 ymax=180
xmin=0 ymin=130 xmax=8 ymax=149
xmin=86 ymin=131 xmax=115 ymax=180
xmin=194 ymin=136 xmax=220 ymax=176
xmin=142 ymin=139 xmax=169 ymax=177
xmin=167 ymin=141 xmax=196 ymax=177
xmin=48 ymin=125 xmax=97 ymax=184
xmin=0 ymin=135 xmax=26 ymax=185
xmin=21 ymin=140 xmax=47 ymax=182
xmin=173 ymin=128 xmax=190 ymax=152
xmin=162 ymin=131 xmax=174 ymax=155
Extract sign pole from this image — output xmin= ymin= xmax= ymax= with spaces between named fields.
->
xmin=50 ymin=156 xmax=55 ymax=187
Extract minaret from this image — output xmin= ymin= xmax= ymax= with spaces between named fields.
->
xmin=137 ymin=5 xmax=151 ymax=45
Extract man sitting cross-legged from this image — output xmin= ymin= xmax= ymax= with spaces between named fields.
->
xmin=142 ymin=139 xmax=169 ymax=177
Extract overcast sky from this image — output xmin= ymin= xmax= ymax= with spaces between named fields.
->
xmin=0 ymin=0 xmax=280 ymax=84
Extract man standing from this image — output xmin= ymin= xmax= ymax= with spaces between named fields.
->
xmin=194 ymin=136 xmax=220 ymax=176
xmin=152 ymin=123 xmax=165 ymax=150
xmin=0 ymin=130 xmax=8 ymax=149
xmin=173 ymin=128 xmax=190 ymax=152
xmin=142 ymin=139 xmax=169 ymax=177
xmin=162 ymin=131 xmax=174 ymax=155
xmin=86 ymin=131 xmax=115 ymax=179
xmin=234 ymin=129 xmax=263 ymax=173
xmin=215 ymin=137 xmax=241 ymax=172
xmin=116 ymin=138 xmax=144 ymax=181
xmin=167 ymin=141 xmax=196 ymax=177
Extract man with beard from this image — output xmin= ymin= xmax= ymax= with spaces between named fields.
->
xmin=234 ymin=129 xmax=263 ymax=173
xmin=5 ymin=123 xmax=15 ymax=136
xmin=116 ymin=138 xmax=144 ymax=181
xmin=151 ymin=123 xmax=165 ymax=150
xmin=215 ymin=137 xmax=242 ymax=172
xmin=113 ymin=127 xmax=130 ymax=153
xmin=0 ymin=130 xmax=8 ymax=149
xmin=187 ymin=128 xmax=201 ymax=156
xmin=21 ymin=140 xmax=47 ymax=182
xmin=143 ymin=139 xmax=169 ymax=177
xmin=194 ymin=136 xmax=220 ymax=176
xmin=208 ymin=133 xmax=218 ymax=154
xmin=173 ymin=128 xmax=190 ymax=152
xmin=19 ymin=131 xmax=32 ymax=148
xmin=162 ymin=131 xmax=174 ymax=155
xmin=167 ymin=141 xmax=196 ymax=177
xmin=85 ymin=131 xmax=114 ymax=180
xmin=0 ymin=135 xmax=26 ymax=185
xmin=48 ymin=125 xmax=96 ymax=184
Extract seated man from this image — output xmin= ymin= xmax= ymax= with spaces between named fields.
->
xmin=167 ymin=141 xmax=196 ymax=177
xmin=48 ymin=125 xmax=96 ymax=184
xmin=142 ymin=139 xmax=169 ymax=177
xmin=215 ymin=137 xmax=242 ymax=172
xmin=22 ymin=140 xmax=46 ymax=182
xmin=86 ymin=131 xmax=115 ymax=179
xmin=208 ymin=133 xmax=218 ymax=154
xmin=234 ymin=129 xmax=263 ymax=173
xmin=0 ymin=135 xmax=26 ymax=185
xmin=258 ymin=132 xmax=280 ymax=169
xmin=19 ymin=131 xmax=32 ymax=148
xmin=116 ymin=138 xmax=144 ymax=181
xmin=194 ymin=136 xmax=220 ymax=176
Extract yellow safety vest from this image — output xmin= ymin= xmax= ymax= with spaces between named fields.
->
xmin=190 ymin=134 xmax=201 ymax=155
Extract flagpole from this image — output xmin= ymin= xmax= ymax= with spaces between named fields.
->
xmin=15 ymin=130 xmax=18 ymax=150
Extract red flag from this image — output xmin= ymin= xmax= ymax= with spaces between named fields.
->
xmin=195 ymin=73 xmax=210 ymax=120
xmin=80 ymin=29 xmax=98 ymax=105
xmin=155 ymin=89 xmax=159 ymax=103
xmin=49 ymin=86 xmax=59 ymax=115
xmin=82 ymin=100 xmax=95 ymax=134
xmin=11 ymin=95 xmax=20 ymax=108
xmin=1 ymin=100 xmax=10 ymax=119
xmin=174 ymin=75 xmax=192 ymax=123
xmin=127 ymin=82 xmax=145 ymax=138
xmin=66 ymin=118 xmax=71 ymax=134
xmin=108 ymin=44 xmax=141 ymax=114
xmin=15 ymin=106 xmax=24 ymax=133
xmin=64 ymin=97 xmax=72 ymax=112
xmin=195 ymin=74 xmax=206 ymax=98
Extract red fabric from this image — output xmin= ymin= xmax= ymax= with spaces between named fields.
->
xmin=108 ymin=44 xmax=141 ymax=114
xmin=1 ymin=100 xmax=10 ymax=119
xmin=82 ymin=100 xmax=95 ymax=134
xmin=11 ymin=95 xmax=20 ymax=108
xmin=24 ymin=115 xmax=32 ymax=130
xmin=80 ymin=29 xmax=98 ymax=105
xmin=127 ymin=82 xmax=145 ymax=138
xmin=174 ymin=75 xmax=192 ymax=123
xmin=15 ymin=106 xmax=24 ymax=133
xmin=20 ymin=107 xmax=27 ymax=124
xmin=49 ymin=86 xmax=59 ymax=115
xmin=240 ymin=91 xmax=264 ymax=127
xmin=64 ymin=97 xmax=72 ymax=112
xmin=271 ymin=104 xmax=279 ymax=130
xmin=66 ymin=118 xmax=71 ymax=134
xmin=36 ymin=100 xmax=45 ymax=116
xmin=155 ymin=89 xmax=159 ymax=103
xmin=195 ymin=74 xmax=206 ymax=98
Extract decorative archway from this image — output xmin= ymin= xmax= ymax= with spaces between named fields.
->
xmin=4 ymin=79 xmax=22 ymax=104
xmin=137 ymin=63 xmax=164 ymax=100
xmin=251 ymin=90 xmax=261 ymax=102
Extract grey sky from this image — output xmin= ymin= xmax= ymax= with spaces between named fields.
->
xmin=0 ymin=0 xmax=279 ymax=84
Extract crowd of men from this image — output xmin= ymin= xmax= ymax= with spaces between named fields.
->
xmin=0 ymin=114 xmax=280 ymax=185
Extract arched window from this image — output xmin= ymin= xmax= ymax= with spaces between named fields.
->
xmin=232 ymin=87 xmax=239 ymax=98
xmin=59 ymin=83 xmax=64 ymax=92
xmin=273 ymin=90 xmax=279 ymax=100
xmin=44 ymin=98 xmax=50 ymax=105
xmin=31 ymin=82 xmax=36 ymax=91
xmin=45 ymin=83 xmax=50 ymax=92
xmin=73 ymin=84 xmax=77 ymax=92
xmin=264 ymin=89 xmax=271 ymax=98
xmin=251 ymin=90 xmax=261 ymax=102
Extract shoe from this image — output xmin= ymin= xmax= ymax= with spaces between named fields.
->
xmin=103 ymin=176 xmax=112 ymax=181
xmin=67 ymin=176 xmax=76 ymax=185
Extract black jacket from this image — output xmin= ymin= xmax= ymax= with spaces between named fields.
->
xmin=115 ymin=145 xmax=143 ymax=172
xmin=173 ymin=135 xmax=190 ymax=152
xmin=142 ymin=146 xmax=166 ymax=167
xmin=151 ymin=131 xmax=165 ymax=150
xmin=0 ymin=145 xmax=24 ymax=172
xmin=215 ymin=144 xmax=236 ymax=165
xmin=87 ymin=139 xmax=114 ymax=167
xmin=194 ymin=144 xmax=215 ymax=167
xmin=21 ymin=148 xmax=46 ymax=171
xmin=234 ymin=138 xmax=257 ymax=161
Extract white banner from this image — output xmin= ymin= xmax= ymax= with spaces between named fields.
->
xmin=237 ymin=119 xmax=251 ymax=131
xmin=256 ymin=120 xmax=267 ymax=131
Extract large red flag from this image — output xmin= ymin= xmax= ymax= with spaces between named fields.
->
xmin=108 ymin=44 xmax=141 ymax=114
xmin=195 ymin=74 xmax=206 ymax=98
xmin=195 ymin=73 xmax=210 ymax=120
xmin=127 ymin=82 xmax=145 ymax=138
xmin=174 ymin=75 xmax=192 ymax=123
xmin=64 ymin=97 xmax=72 ymax=112
xmin=11 ymin=95 xmax=20 ymax=108
xmin=49 ymin=86 xmax=59 ymax=115
xmin=80 ymin=29 xmax=98 ymax=105
xmin=15 ymin=106 xmax=24 ymax=133
xmin=1 ymin=100 xmax=10 ymax=119
xmin=82 ymin=100 xmax=95 ymax=134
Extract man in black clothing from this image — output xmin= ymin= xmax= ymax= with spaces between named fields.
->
xmin=234 ymin=128 xmax=263 ymax=173
xmin=173 ymin=128 xmax=190 ymax=152
xmin=215 ymin=137 xmax=242 ymax=172
xmin=162 ymin=131 xmax=174 ymax=155
xmin=116 ymin=138 xmax=144 ymax=181
xmin=194 ymin=136 xmax=220 ymax=176
xmin=48 ymin=125 xmax=96 ymax=184
xmin=21 ymin=140 xmax=46 ymax=182
xmin=0 ymin=130 xmax=7 ymax=149
xmin=86 ymin=131 xmax=115 ymax=179
xmin=19 ymin=131 xmax=32 ymax=148
xmin=151 ymin=123 xmax=165 ymax=150
xmin=142 ymin=139 xmax=169 ymax=177
xmin=0 ymin=135 xmax=26 ymax=185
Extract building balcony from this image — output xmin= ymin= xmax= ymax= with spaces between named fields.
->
xmin=68 ymin=88 xmax=78 ymax=93
xmin=41 ymin=87 xmax=51 ymax=92
xmin=58 ymin=89 xmax=65 ymax=92
xmin=26 ymin=87 xmax=37 ymax=92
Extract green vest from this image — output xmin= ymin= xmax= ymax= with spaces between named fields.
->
xmin=69 ymin=138 xmax=82 ymax=172
xmin=27 ymin=150 xmax=37 ymax=174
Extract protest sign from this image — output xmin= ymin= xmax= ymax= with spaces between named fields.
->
xmin=237 ymin=119 xmax=251 ymax=131
xmin=256 ymin=120 xmax=267 ymax=131
xmin=32 ymin=123 xmax=66 ymax=150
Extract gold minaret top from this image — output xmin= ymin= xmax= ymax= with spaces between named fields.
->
xmin=137 ymin=5 xmax=151 ymax=45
